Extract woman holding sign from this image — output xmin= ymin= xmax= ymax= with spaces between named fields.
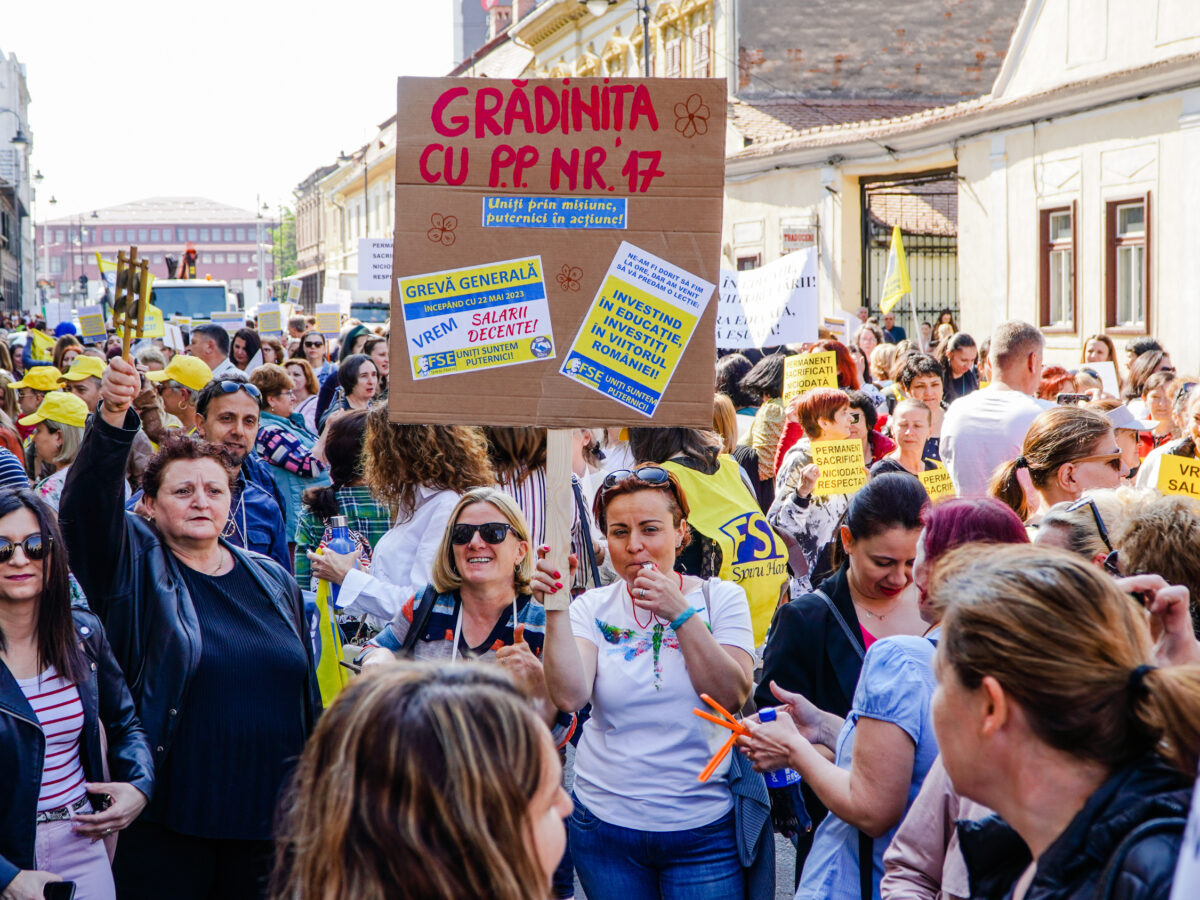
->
xmin=770 ymin=388 xmax=856 ymax=590
xmin=1136 ymin=386 xmax=1200 ymax=493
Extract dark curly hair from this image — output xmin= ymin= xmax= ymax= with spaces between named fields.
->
xmin=142 ymin=434 xmax=238 ymax=499
xmin=362 ymin=406 xmax=494 ymax=522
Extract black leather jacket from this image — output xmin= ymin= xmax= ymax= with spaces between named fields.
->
xmin=58 ymin=408 xmax=321 ymax=774
xmin=0 ymin=606 xmax=154 ymax=890
xmin=959 ymin=753 xmax=1191 ymax=900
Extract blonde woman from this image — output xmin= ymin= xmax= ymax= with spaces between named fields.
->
xmin=270 ymin=665 xmax=573 ymax=900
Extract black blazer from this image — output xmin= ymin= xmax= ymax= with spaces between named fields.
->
xmin=0 ymin=607 xmax=154 ymax=889
xmin=755 ymin=564 xmax=865 ymax=718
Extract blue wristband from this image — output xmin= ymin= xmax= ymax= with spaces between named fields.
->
xmin=670 ymin=607 xmax=700 ymax=630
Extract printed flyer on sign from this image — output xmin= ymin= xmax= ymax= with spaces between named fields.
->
xmin=398 ymin=255 xmax=555 ymax=380
xmin=559 ymin=241 xmax=714 ymax=417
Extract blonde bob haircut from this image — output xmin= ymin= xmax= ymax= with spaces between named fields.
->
xmin=431 ymin=487 xmax=533 ymax=596
xmin=271 ymin=663 xmax=555 ymax=900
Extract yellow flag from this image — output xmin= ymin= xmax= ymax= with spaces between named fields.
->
xmin=880 ymin=225 xmax=911 ymax=314
xmin=142 ymin=304 xmax=165 ymax=339
xmin=28 ymin=329 xmax=55 ymax=361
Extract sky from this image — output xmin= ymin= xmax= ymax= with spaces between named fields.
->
xmin=5 ymin=0 xmax=457 ymax=221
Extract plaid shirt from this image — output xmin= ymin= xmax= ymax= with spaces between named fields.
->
xmin=293 ymin=485 xmax=393 ymax=590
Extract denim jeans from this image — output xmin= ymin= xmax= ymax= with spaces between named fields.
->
xmin=568 ymin=794 xmax=744 ymax=900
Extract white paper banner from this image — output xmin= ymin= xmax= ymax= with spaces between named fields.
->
xmin=358 ymin=238 xmax=393 ymax=291
xmin=716 ymin=248 xmax=818 ymax=348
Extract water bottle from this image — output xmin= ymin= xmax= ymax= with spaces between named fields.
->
xmin=325 ymin=515 xmax=356 ymax=606
xmin=757 ymin=707 xmax=802 ymax=789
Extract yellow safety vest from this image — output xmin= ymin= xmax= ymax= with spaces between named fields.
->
xmin=663 ymin=455 xmax=788 ymax=645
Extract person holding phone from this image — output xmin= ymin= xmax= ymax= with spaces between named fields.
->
xmin=0 ymin=489 xmax=153 ymax=900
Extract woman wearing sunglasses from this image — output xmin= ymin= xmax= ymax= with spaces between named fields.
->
xmin=306 ymin=413 xmax=495 ymax=625
xmin=0 ymin=489 xmax=153 ymax=900
xmin=771 ymin=387 xmax=857 ymax=590
xmin=989 ymin=406 xmax=1128 ymax=528
xmin=58 ymin=357 xmax=320 ymax=900
xmin=537 ymin=466 xmax=762 ymax=900
xmin=295 ymin=331 xmax=335 ymax=382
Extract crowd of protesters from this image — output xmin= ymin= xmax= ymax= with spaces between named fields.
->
xmin=0 ymin=302 xmax=1198 ymax=900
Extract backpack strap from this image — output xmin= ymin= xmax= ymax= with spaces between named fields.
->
xmin=400 ymin=584 xmax=440 ymax=658
xmin=1096 ymin=816 xmax=1187 ymax=900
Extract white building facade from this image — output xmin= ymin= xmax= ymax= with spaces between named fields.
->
xmin=723 ymin=0 xmax=1200 ymax=372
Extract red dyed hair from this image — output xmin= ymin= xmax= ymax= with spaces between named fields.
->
xmin=921 ymin=497 xmax=1029 ymax=565
xmin=812 ymin=340 xmax=860 ymax=390
xmin=796 ymin=388 xmax=850 ymax=437
xmin=1037 ymin=365 xmax=1077 ymax=401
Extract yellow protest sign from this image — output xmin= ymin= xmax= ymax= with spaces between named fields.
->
xmin=560 ymin=242 xmax=711 ymax=418
xmin=784 ymin=351 xmax=838 ymax=399
xmin=399 ymin=255 xmax=556 ymax=381
xmin=920 ymin=462 xmax=957 ymax=501
xmin=77 ymin=306 xmax=107 ymax=342
xmin=810 ymin=439 xmax=868 ymax=497
xmin=142 ymin=304 xmax=165 ymax=339
xmin=1157 ymin=454 xmax=1200 ymax=499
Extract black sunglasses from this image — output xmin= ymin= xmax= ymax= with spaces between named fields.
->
xmin=303 ymin=340 xmax=324 ymax=348
xmin=0 ymin=534 xmax=48 ymax=564
xmin=451 ymin=522 xmax=518 ymax=545
xmin=601 ymin=466 xmax=671 ymax=491
xmin=218 ymin=380 xmax=261 ymax=400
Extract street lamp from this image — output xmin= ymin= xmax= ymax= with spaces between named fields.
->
xmin=580 ymin=0 xmax=651 ymax=77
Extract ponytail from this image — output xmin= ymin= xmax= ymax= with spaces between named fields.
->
xmin=1132 ymin=665 xmax=1200 ymax=775
xmin=988 ymin=457 xmax=1032 ymax=521
xmin=988 ymin=407 xmax=1113 ymax=523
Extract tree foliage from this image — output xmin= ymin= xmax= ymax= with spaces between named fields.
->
xmin=271 ymin=207 xmax=297 ymax=279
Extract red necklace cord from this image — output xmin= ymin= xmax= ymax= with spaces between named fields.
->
xmin=627 ymin=570 xmax=685 ymax=629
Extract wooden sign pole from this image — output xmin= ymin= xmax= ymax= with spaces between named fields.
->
xmin=542 ymin=429 xmax=574 ymax=611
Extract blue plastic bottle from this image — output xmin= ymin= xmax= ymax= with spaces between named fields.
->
xmin=757 ymin=707 xmax=802 ymax=789
xmin=325 ymin=515 xmax=356 ymax=606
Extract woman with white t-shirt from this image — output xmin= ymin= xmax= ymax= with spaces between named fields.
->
xmin=538 ymin=466 xmax=759 ymax=900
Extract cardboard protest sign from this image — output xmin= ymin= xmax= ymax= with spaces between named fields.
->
xmin=783 ymin=351 xmax=838 ymax=399
xmin=560 ymin=242 xmax=712 ymax=417
xmin=1157 ymin=454 xmax=1200 ymax=499
xmin=358 ymin=238 xmax=394 ymax=292
xmin=400 ymin=255 xmax=557 ymax=380
xmin=920 ymin=462 xmax=957 ymax=501
xmin=810 ymin=439 xmax=868 ymax=497
xmin=389 ymin=76 xmax=726 ymax=427
xmin=716 ymin=249 xmax=817 ymax=349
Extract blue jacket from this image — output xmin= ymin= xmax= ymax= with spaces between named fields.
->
xmin=241 ymin=450 xmax=287 ymax=517
xmin=0 ymin=606 xmax=155 ymax=889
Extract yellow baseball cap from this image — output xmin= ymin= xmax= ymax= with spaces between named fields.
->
xmin=18 ymin=390 xmax=89 ymax=428
xmin=58 ymin=356 xmax=107 ymax=383
xmin=10 ymin=367 xmax=64 ymax=392
xmin=147 ymin=355 xmax=213 ymax=392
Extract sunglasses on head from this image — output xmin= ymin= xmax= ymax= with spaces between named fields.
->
xmin=218 ymin=381 xmax=261 ymax=400
xmin=450 ymin=522 xmax=518 ymax=545
xmin=0 ymin=534 xmax=48 ymax=564
xmin=600 ymin=466 xmax=671 ymax=492
xmin=1067 ymin=496 xmax=1113 ymax=554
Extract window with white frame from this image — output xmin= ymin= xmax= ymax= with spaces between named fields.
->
xmin=1106 ymin=195 xmax=1150 ymax=331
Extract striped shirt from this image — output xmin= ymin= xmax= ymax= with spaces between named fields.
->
xmin=16 ymin=666 xmax=87 ymax=812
